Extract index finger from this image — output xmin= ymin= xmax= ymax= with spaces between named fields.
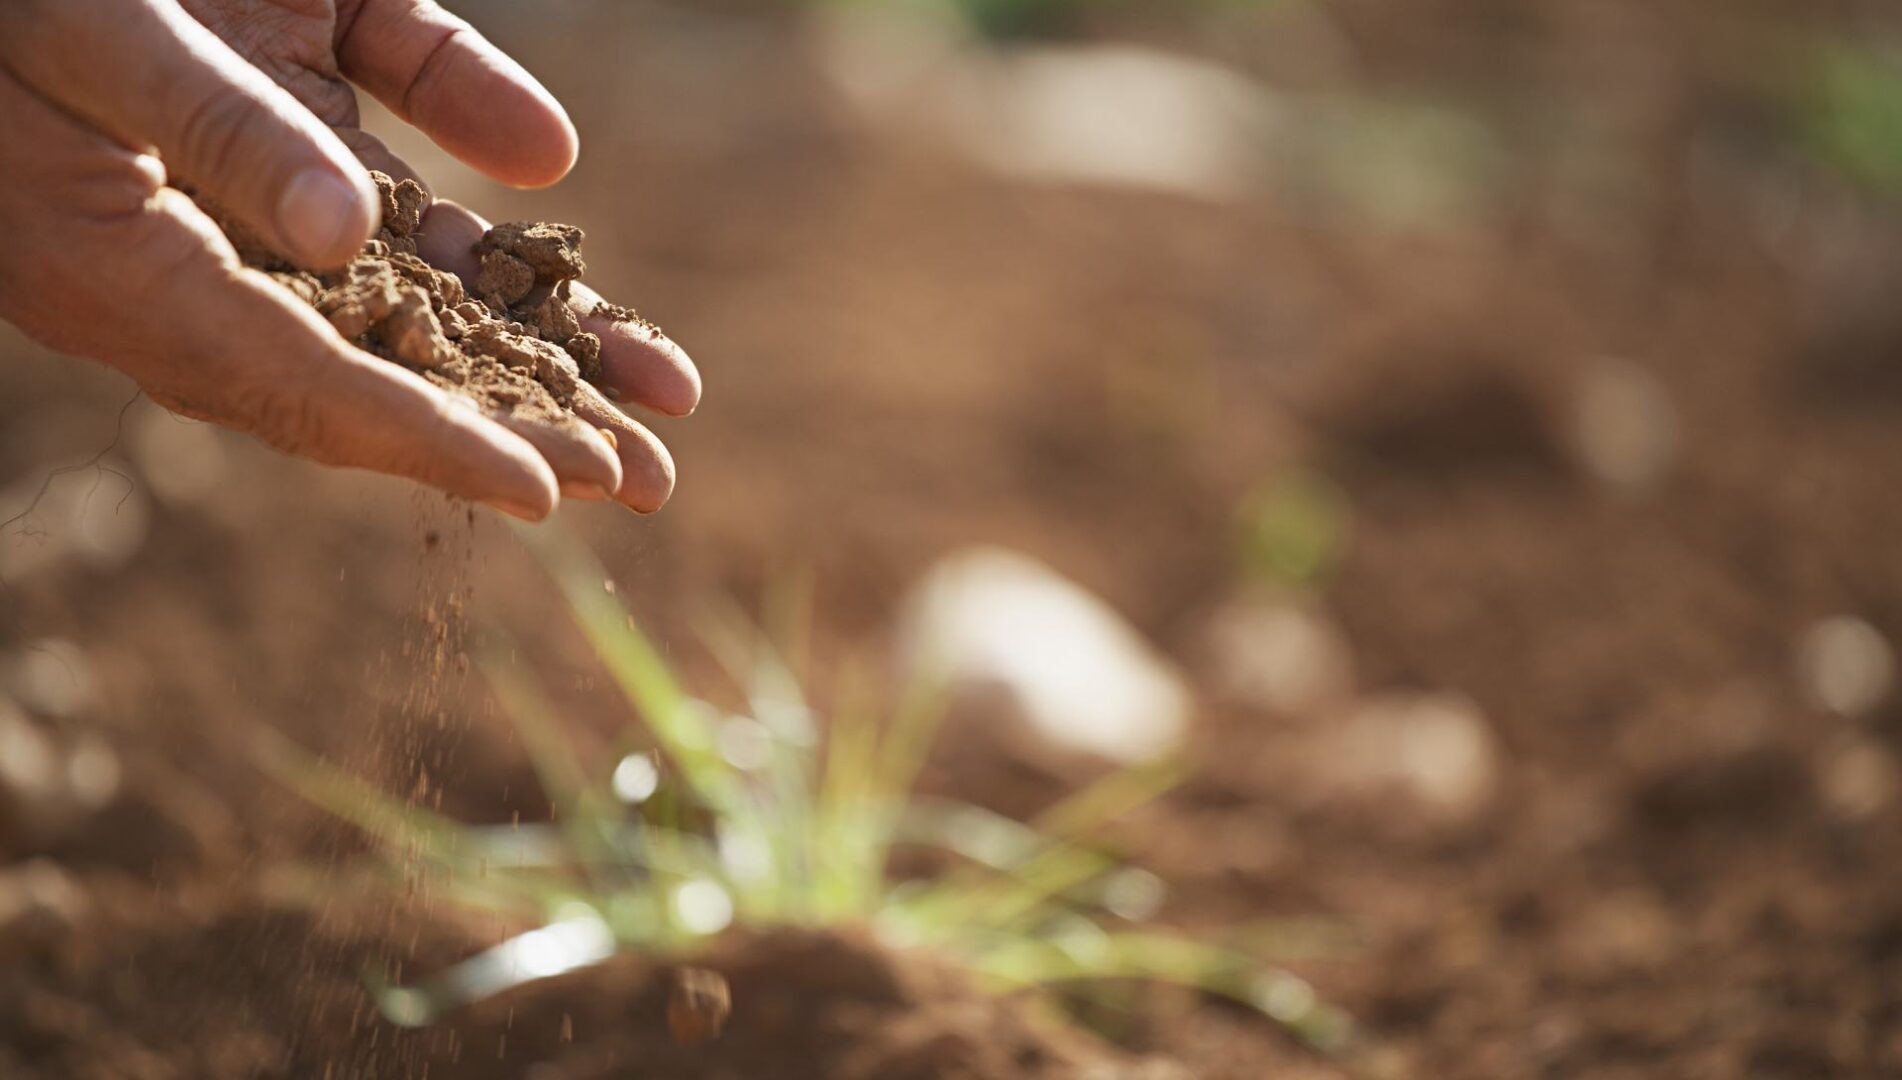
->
xmin=336 ymin=0 xmax=578 ymax=188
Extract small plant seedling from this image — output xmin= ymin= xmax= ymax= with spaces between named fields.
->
xmin=264 ymin=526 xmax=1357 ymax=1054
xmin=1237 ymin=466 xmax=1351 ymax=589
xmin=1802 ymin=40 xmax=1902 ymax=196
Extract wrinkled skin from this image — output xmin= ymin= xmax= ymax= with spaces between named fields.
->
xmin=0 ymin=0 xmax=699 ymax=517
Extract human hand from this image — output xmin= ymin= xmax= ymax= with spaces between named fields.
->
xmin=0 ymin=0 xmax=699 ymax=518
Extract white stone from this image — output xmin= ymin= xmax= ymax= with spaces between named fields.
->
xmin=1332 ymin=692 xmax=1500 ymax=824
xmin=0 ymin=694 xmax=119 ymax=844
xmin=1816 ymin=733 xmax=1897 ymax=823
xmin=1198 ymin=597 xmax=1354 ymax=716
xmin=0 ymin=859 xmax=86 ymax=935
xmin=6 ymin=639 xmax=98 ymax=718
xmin=935 ymin=46 xmax=1275 ymax=201
xmin=64 ymin=735 xmax=122 ymax=810
xmin=1570 ymin=359 xmax=1677 ymax=491
xmin=0 ymin=698 xmax=60 ymax=805
xmin=813 ymin=4 xmax=1277 ymax=204
xmin=898 ymin=547 xmax=1191 ymax=764
xmin=1798 ymin=616 xmax=1894 ymax=718
xmin=808 ymin=1 xmax=967 ymax=117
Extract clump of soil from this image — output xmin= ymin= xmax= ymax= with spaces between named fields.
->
xmin=203 ymin=172 xmax=628 ymax=439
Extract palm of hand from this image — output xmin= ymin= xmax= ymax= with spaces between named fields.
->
xmin=0 ymin=0 xmax=695 ymax=517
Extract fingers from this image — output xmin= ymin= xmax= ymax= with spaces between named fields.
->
xmin=0 ymin=64 xmax=165 ymax=341
xmin=0 ymin=0 xmax=376 ymax=269
xmin=0 ymin=41 xmax=609 ymax=520
xmin=156 ymin=110 xmax=623 ymax=504
xmin=412 ymin=201 xmax=679 ymax=510
xmin=337 ymin=0 xmax=577 ymax=188
xmin=333 ymin=127 xmax=433 ymax=193
xmin=408 ymin=194 xmax=487 ymax=280
xmin=121 ymin=190 xmax=561 ymax=519
xmin=569 ymin=383 xmax=678 ymax=514
xmin=570 ymin=281 xmax=703 ymax=417
xmin=413 ymin=199 xmax=701 ymax=417
xmin=491 ymin=413 xmax=623 ymax=502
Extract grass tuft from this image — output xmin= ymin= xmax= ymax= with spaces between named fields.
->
xmin=267 ymin=526 xmax=1356 ymax=1051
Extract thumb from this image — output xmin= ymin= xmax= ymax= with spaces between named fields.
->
xmin=0 ymin=0 xmax=376 ymax=269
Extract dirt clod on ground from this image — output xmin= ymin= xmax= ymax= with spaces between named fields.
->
xmin=201 ymin=171 xmax=625 ymax=435
xmin=666 ymin=966 xmax=732 ymax=1045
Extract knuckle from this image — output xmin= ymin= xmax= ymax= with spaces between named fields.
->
xmin=170 ymin=89 xmax=270 ymax=182
xmin=401 ymin=22 xmax=473 ymax=119
xmin=62 ymin=156 xmax=164 ymax=227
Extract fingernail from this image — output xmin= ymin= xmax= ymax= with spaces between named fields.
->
xmin=561 ymin=481 xmax=613 ymax=501
xmin=597 ymin=427 xmax=619 ymax=450
xmin=484 ymin=497 xmax=549 ymax=522
xmin=278 ymin=169 xmax=369 ymax=267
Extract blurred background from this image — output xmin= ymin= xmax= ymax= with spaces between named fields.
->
xmin=5 ymin=0 xmax=1902 ymax=1077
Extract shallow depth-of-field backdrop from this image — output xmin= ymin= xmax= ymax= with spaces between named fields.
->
xmin=6 ymin=2 xmax=1902 ymax=1077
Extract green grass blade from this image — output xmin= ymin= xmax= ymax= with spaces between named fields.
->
xmin=481 ymin=653 xmax=628 ymax=881
xmin=962 ymin=758 xmax=1185 ymax=927
xmin=762 ymin=562 xmax=816 ymax=688
xmin=1027 ymin=757 xmax=1184 ymax=847
xmin=815 ymin=657 xmax=886 ymax=916
xmin=968 ymin=928 xmax=1358 ymax=1053
xmin=515 ymin=524 xmax=744 ymax=816
xmin=863 ymin=667 xmax=949 ymax=855
xmin=255 ymin=730 xmax=574 ymax=919
xmin=896 ymin=797 xmax=1063 ymax=871
xmin=695 ymin=604 xmax=822 ymax=916
xmin=255 ymin=728 xmax=469 ymax=859
xmin=904 ymin=758 xmax=1183 ymax=930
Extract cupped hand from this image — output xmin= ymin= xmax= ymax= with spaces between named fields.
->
xmin=0 ymin=0 xmax=698 ymax=518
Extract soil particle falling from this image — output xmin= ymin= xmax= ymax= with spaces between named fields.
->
xmin=667 ymin=967 xmax=733 ymax=1044
xmin=181 ymin=176 xmax=682 ymax=1075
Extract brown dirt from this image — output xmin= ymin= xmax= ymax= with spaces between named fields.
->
xmin=666 ymin=966 xmax=733 ymax=1045
xmin=0 ymin=881 xmax=1166 ymax=1080
xmin=206 ymin=171 xmax=613 ymax=437
xmin=4 ymin=2 xmax=1902 ymax=1079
